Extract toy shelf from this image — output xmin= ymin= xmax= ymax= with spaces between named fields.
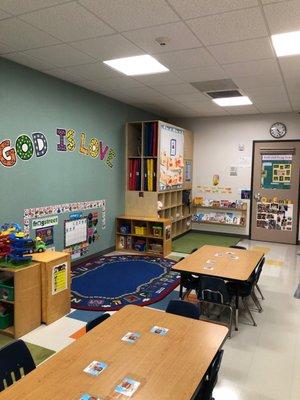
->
xmin=193 ymin=205 xmax=247 ymax=212
xmin=192 ymin=220 xmax=246 ymax=227
xmin=0 ymin=262 xmax=41 ymax=338
xmin=116 ymin=216 xmax=172 ymax=257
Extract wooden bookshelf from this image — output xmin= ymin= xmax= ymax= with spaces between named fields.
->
xmin=116 ymin=216 xmax=172 ymax=257
xmin=125 ymin=120 xmax=193 ymax=239
xmin=0 ymin=262 xmax=41 ymax=338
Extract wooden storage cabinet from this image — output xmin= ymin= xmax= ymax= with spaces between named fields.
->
xmin=125 ymin=120 xmax=193 ymax=239
xmin=0 ymin=262 xmax=41 ymax=338
xmin=32 ymin=251 xmax=71 ymax=325
xmin=116 ymin=216 xmax=172 ymax=257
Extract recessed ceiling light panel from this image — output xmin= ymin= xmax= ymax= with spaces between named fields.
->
xmin=272 ymin=31 xmax=300 ymax=57
xmin=213 ymin=96 xmax=252 ymax=107
xmin=103 ymin=55 xmax=169 ymax=76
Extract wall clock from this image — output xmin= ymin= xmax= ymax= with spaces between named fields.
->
xmin=270 ymin=122 xmax=287 ymax=139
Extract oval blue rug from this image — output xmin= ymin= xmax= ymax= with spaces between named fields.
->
xmin=71 ymin=255 xmax=180 ymax=311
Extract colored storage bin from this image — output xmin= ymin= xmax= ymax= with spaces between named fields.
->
xmin=0 ymin=278 xmax=14 ymax=301
xmin=0 ymin=311 xmax=13 ymax=329
xmin=134 ymin=226 xmax=147 ymax=235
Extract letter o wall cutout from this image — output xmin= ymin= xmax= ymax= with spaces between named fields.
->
xmin=16 ymin=135 xmax=34 ymax=160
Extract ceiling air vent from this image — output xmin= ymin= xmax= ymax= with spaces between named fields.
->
xmin=206 ymin=90 xmax=243 ymax=99
xmin=191 ymin=79 xmax=238 ymax=93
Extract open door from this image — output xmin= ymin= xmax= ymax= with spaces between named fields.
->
xmin=250 ymin=140 xmax=300 ymax=244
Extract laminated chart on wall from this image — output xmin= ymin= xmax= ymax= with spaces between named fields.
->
xmin=256 ymin=201 xmax=293 ymax=231
xmin=65 ymin=218 xmax=88 ymax=247
xmin=261 ymin=154 xmax=292 ymax=189
xmin=52 ymin=262 xmax=68 ymax=295
xmin=159 ymin=124 xmax=184 ymax=191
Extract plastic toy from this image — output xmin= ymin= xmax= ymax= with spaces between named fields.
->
xmin=9 ymin=236 xmax=34 ymax=263
xmin=34 ymin=237 xmax=46 ymax=253
xmin=0 ymin=234 xmax=10 ymax=259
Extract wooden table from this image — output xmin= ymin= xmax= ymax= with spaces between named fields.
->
xmin=0 ymin=305 xmax=228 ymax=400
xmin=172 ymin=245 xmax=265 ymax=329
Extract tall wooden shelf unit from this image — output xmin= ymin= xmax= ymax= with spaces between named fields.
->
xmin=125 ymin=120 xmax=193 ymax=239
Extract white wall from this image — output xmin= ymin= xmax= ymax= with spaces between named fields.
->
xmin=174 ymin=112 xmax=300 ymax=237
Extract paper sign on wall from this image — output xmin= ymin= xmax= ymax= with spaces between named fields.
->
xmin=32 ymin=216 xmax=58 ymax=230
xmin=52 ymin=263 xmax=68 ymax=295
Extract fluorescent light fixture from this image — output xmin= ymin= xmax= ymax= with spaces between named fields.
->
xmin=103 ymin=55 xmax=169 ymax=76
xmin=213 ymin=96 xmax=252 ymax=107
xmin=272 ymin=30 xmax=300 ymax=57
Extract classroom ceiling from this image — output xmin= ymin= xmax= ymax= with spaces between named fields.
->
xmin=0 ymin=0 xmax=299 ymax=117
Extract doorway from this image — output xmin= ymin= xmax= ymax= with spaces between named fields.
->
xmin=250 ymin=140 xmax=300 ymax=244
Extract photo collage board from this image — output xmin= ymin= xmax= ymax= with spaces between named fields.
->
xmin=256 ymin=201 xmax=293 ymax=231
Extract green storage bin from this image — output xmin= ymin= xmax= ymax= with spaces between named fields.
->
xmin=0 ymin=310 xmax=13 ymax=329
xmin=0 ymin=278 xmax=14 ymax=301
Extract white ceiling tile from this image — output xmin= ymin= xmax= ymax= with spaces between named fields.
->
xmin=187 ymin=8 xmax=267 ymax=46
xmin=264 ymin=0 xmax=300 ymax=34
xmin=181 ymin=100 xmax=227 ymax=113
xmin=63 ymin=62 xmax=120 ymax=80
xmin=289 ymin=95 xmax=300 ymax=109
xmin=261 ymin=1 xmax=286 ymax=4
xmin=24 ymin=44 xmax=95 ymax=67
xmin=123 ymin=22 xmax=201 ymax=54
xmin=45 ymin=67 xmax=86 ymax=83
xmin=133 ymin=72 xmax=183 ymax=86
xmin=0 ymin=41 xmax=16 ymax=54
xmin=222 ymin=59 xmax=280 ymax=78
xmin=151 ymin=83 xmax=199 ymax=95
xmin=243 ymin=85 xmax=288 ymax=99
xmin=87 ymin=76 xmax=142 ymax=91
xmin=167 ymin=92 xmax=209 ymax=102
xmin=3 ymin=52 xmax=55 ymax=71
xmin=0 ymin=17 xmax=59 ymax=51
xmin=168 ymin=0 xmax=258 ymax=19
xmin=154 ymin=48 xmax=217 ymax=70
xmin=20 ymin=2 xmax=114 ymax=42
xmin=175 ymin=65 xmax=228 ymax=82
xmin=0 ymin=9 xmax=10 ymax=19
xmin=256 ymin=102 xmax=292 ymax=113
xmin=226 ymin=105 xmax=260 ymax=114
xmin=79 ymin=0 xmax=179 ymax=32
xmin=284 ymin=80 xmax=300 ymax=96
xmin=0 ymin=0 xmax=68 ymax=15
xmin=233 ymin=73 xmax=283 ymax=89
xmin=70 ymin=34 xmax=143 ymax=60
xmin=279 ymin=55 xmax=300 ymax=81
xmin=208 ymin=37 xmax=275 ymax=64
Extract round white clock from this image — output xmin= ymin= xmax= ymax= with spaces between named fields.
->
xmin=270 ymin=122 xmax=286 ymax=138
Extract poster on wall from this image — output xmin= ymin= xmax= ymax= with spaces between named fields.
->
xmin=64 ymin=218 xmax=88 ymax=247
xmin=36 ymin=226 xmax=54 ymax=246
xmin=261 ymin=154 xmax=292 ymax=189
xmin=256 ymin=201 xmax=293 ymax=231
xmin=52 ymin=263 xmax=68 ymax=295
xmin=159 ymin=124 xmax=184 ymax=191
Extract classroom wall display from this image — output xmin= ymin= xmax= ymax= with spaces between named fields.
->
xmin=261 ymin=154 xmax=292 ymax=189
xmin=256 ymin=201 xmax=293 ymax=231
xmin=159 ymin=124 xmax=184 ymax=191
xmin=36 ymin=226 xmax=54 ymax=246
xmin=32 ymin=216 xmax=58 ymax=230
xmin=0 ymin=129 xmax=117 ymax=168
xmin=52 ymin=262 xmax=68 ymax=295
xmin=65 ymin=218 xmax=88 ymax=248
xmin=197 ymin=185 xmax=232 ymax=194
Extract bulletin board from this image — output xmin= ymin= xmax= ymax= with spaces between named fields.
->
xmin=64 ymin=217 xmax=88 ymax=247
xmin=159 ymin=124 xmax=184 ymax=191
xmin=261 ymin=154 xmax=292 ymax=190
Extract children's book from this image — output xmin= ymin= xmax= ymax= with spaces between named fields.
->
xmin=121 ymin=332 xmax=141 ymax=344
xmin=115 ymin=377 xmax=141 ymax=397
xmin=150 ymin=326 xmax=169 ymax=336
xmin=83 ymin=361 xmax=107 ymax=377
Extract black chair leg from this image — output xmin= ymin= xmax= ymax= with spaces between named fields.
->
xmin=256 ymin=283 xmax=265 ymax=300
xmin=242 ymin=298 xmax=257 ymax=327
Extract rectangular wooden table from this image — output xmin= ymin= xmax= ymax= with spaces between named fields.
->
xmin=0 ymin=305 xmax=228 ymax=400
xmin=172 ymin=245 xmax=265 ymax=329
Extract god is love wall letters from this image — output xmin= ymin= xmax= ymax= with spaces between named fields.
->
xmin=0 ymin=128 xmax=117 ymax=168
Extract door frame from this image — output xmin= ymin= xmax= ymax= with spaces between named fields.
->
xmin=249 ymin=139 xmax=300 ymax=244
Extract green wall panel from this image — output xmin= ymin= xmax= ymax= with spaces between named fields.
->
xmin=0 ymin=57 xmax=157 ymax=256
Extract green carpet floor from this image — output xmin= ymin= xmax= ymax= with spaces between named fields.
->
xmin=172 ymin=232 xmax=241 ymax=254
xmin=0 ymin=334 xmax=55 ymax=366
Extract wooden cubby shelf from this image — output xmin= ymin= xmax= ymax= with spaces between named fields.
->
xmin=116 ymin=216 xmax=172 ymax=257
xmin=124 ymin=120 xmax=193 ymax=240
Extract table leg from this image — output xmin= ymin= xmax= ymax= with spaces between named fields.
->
xmin=235 ymin=289 xmax=239 ymax=331
xmin=179 ymin=273 xmax=183 ymax=299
